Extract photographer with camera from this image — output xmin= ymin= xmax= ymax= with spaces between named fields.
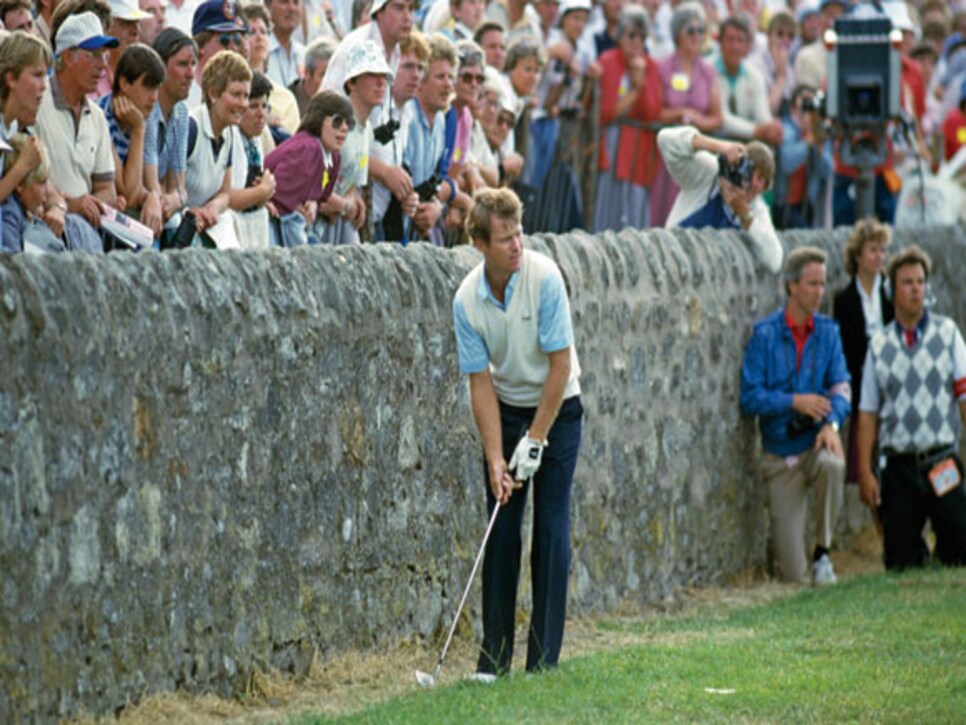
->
xmin=775 ymin=84 xmax=833 ymax=229
xmin=658 ymin=125 xmax=782 ymax=274
xmin=741 ymin=246 xmax=851 ymax=585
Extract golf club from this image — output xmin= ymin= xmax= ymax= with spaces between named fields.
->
xmin=415 ymin=500 xmax=503 ymax=688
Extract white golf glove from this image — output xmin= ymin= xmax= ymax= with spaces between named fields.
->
xmin=509 ymin=431 xmax=546 ymax=482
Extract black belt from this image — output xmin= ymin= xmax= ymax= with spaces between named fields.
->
xmin=883 ymin=444 xmax=957 ymax=468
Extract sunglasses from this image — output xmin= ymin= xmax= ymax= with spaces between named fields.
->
xmin=332 ymin=114 xmax=356 ymax=131
xmin=497 ymin=114 xmax=514 ymax=128
xmin=684 ymin=24 xmax=706 ymax=36
xmin=459 ymin=72 xmax=485 ymax=85
xmin=624 ymin=30 xmax=644 ymax=40
xmin=218 ymin=33 xmax=244 ymax=49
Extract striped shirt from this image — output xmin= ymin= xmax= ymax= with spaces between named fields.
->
xmin=98 ymin=93 xmax=160 ymax=167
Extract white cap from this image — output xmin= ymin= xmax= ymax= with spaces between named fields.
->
xmin=883 ymin=1 xmax=917 ymax=35
xmin=559 ymin=0 xmax=592 ymax=16
xmin=54 ymin=11 xmax=119 ymax=56
xmin=109 ymin=0 xmax=151 ymax=21
xmin=344 ymin=39 xmax=394 ymax=83
xmin=370 ymin=0 xmax=389 ymax=17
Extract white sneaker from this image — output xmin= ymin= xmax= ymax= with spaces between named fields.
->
xmin=812 ymin=554 xmax=838 ymax=586
xmin=466 ymin=672 xmax=498 ymax=684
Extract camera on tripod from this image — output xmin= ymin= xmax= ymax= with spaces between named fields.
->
xmin=825 ymin=11 xmax=901 ymax=126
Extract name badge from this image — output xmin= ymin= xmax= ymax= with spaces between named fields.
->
xmin=671 ymin=72 xmax=690 ymax=93
xmin=929 ymin=457 xmax=961 ymax=497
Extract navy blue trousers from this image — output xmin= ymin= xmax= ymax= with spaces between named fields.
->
xmin=477 ymin=395 xmax=583 ymax=675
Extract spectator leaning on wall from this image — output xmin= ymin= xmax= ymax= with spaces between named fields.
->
xmin=658 ymin=125 xmax=782 ymax=274
xmin=740 ymin=246 xmax=851 ymax=585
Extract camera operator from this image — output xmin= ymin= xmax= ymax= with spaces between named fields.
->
xmin=775 ymin=84 xmax=833 ymax=229
xmin=658 ymin=125 xmax=782 ymax=274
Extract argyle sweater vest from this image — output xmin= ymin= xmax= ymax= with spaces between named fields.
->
xmin=870 ymin=314 xmax=961 ymax=453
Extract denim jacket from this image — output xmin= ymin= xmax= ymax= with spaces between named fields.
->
xmin=740 ymin=308 xmax=851 ymax=457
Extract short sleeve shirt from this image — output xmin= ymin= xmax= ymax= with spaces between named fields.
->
xmin=34 ymin=74 xmax=115 ymax=197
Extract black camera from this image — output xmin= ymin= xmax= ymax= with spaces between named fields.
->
xmin=373 ymin=118 xmax=400 ymax=145
xmin=801 ymin=91 xmax=825 ymax=115
xmin=826 ymin=14 xmax=899 ymax=125
xmin=718 ymin=154 xmax=754 ymax=188
xmin=786 ymin=413 xmax=819 ymax=439
xmin=414 ymin=172 xmax=443 ymax=202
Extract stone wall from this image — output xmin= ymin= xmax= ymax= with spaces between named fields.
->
xmin=1 ymin=226 xmax=963 ymax=723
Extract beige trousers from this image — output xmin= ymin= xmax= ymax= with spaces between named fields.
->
xmin=761 ymin=448 xmax=845 ymax=583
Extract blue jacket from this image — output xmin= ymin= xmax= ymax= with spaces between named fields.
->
xmin=740 ymin=308 xmax=851 ymax=457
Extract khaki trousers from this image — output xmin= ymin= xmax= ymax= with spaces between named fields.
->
xmin=761 ymin=448 xmax=845 ymax=583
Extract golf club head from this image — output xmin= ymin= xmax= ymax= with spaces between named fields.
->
xmin=415 ymin=669 xmax=436 ymax=688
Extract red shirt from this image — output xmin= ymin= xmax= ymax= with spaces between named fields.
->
xmin=785 ymin=309 xmax=815 ymax=370
xmin=942 ymin=107 xmax=966 ymax=161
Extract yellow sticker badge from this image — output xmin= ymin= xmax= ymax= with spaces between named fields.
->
xmin=957 ymin=127 xmax=966 ymax=145
xmin=671 ymin=72 xmax=690 ymax=93
xmin=453 ymin=148 xmax=462 ymax=163
xmin=322 ymin=169 xmax=329 ymax=189
xmin=360 ymin=155 xmax=368 ymax=171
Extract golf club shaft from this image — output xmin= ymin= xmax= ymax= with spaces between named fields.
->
xmin=434 ymin=500 xmax=502 ymax=672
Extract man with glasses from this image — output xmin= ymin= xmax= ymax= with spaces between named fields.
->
xmin=34 ymin=11 xmax=121 ymax=251
xmin=715 ymin=14 xmax=782 ymax=147
xmin=186 ymin=0 xmax=247 ymax=109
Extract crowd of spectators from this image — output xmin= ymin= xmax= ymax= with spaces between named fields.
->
xmin=0 ymin=0 xmax=964 ymax=254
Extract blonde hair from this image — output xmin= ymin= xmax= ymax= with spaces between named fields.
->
xmin=201 ymin=50 xmax=252 ymax=107
xmin=0 ymin=31 xmax=52 ymax=103
xmin=6 ymin=132 xmax=49 ymax=185
xmin=844 ymin=217 xmax=890 ymax=277
xmin=466 ymin=187 xmax=522 ymax=244
xmin=745 ymin=141 xmax=775 ymax=191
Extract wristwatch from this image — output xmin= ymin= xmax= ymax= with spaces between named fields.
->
xmin=740 ymin=209 xmax=754 ymax=226
xmin=828 ymin=420 xmax=840 ymax=432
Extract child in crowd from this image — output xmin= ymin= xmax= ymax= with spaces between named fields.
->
xmin=1 ymin=133 xmax=65 ymax=254
xmin=228 ymin=70 xmax=276 ymax=249
xmin=264 ymin=90 xmax=352 ymax=247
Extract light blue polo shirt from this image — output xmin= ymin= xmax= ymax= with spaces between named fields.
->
xmin=453 ymin=261 xmax=574 ymax=375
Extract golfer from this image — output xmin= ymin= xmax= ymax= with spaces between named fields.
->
xmin=453 ymin=188 xmax=583 ymax=677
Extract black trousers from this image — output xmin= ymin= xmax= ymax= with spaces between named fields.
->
xmin=477 ymin=396 xmax=583 ymax=675
xmin=880 ymin=452 xmax=966 ymax=570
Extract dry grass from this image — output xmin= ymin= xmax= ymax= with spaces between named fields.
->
xmin=65 ymin=540 xmax=884 ymax=725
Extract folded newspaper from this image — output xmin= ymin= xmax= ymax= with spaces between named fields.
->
xmin=100 ymin=207 xmax=154 ymax=249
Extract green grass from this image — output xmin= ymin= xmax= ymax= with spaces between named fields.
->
xmin=295 ymin=568 xmax=966 ymax=724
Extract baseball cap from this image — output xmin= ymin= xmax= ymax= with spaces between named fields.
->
xmin=109 ymin=0 xmax=151 ymax=22
xmin=55 ymin=12 xmax=119 ymax=56
xmin=192 ymin=0 xmax=245 ymax=36
xmin=371 ymin=0 xmax=389 ymax=17
xmin=344 ymin=40 xmax=393 ymax=83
